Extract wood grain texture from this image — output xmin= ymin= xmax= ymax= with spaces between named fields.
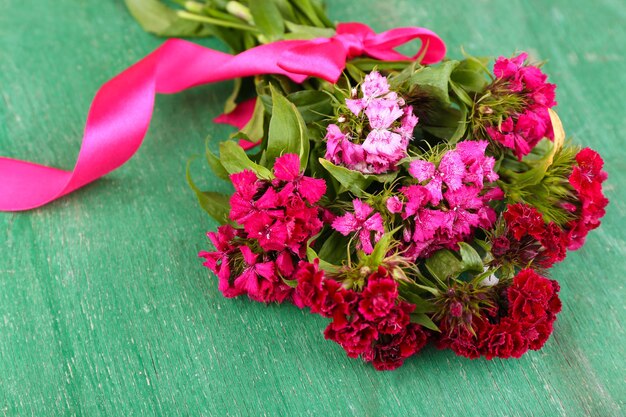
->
xmin=1 ymin=0 xmax=624 ymax=416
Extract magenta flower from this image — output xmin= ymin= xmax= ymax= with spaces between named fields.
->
xmin=273 ymin=153 xmax=326 ymax=203
xmin=332 ymin=199 xmax=385 ymax=254
xmin=199 ymin=225 xmax=244 ymax=298
xmin=233 ymin=246 xmax=280 ymax=303
xmin=399 ymin=141 xmax=501 ymax=259
xmin=487 ymin=53 xmax=556 ymax=159
xmin=386 ymin=196 xmax=403 ymax=214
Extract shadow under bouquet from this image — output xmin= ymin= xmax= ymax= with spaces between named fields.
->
xmin=127 ymin=0 xmax=609 ymax=370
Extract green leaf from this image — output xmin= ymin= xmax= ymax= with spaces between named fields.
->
xmin=223 ymin=78 xmax=242 ymax=114
xmin=281 ymin=277 xmax=299 ymax=288
xmin=205 ymin=143 xmax=230 ymax=181
xmin=291 ymin=0 xmax=325 ymax=27
xmin=366 ymin=228 xmax=400 ymax=267
xmin=266 ymin=85 xmax=310 ymax=170
xmin=317 ymin=232 xmax=350 ymax=265
xmin=458 ymin=242 xmax=484 ymax=272
xmin=306 ymin=246 xmax=340 ymax=273
xmin=410 ymin=313 xmax=440 ymax=332
xmin=318 ymin=158 xmax=396 ymax=196
xmin=348 ymin=58 xmax=413 ymax=73
xmin=219 ymin=141 xmax=273 ymax=179
xmin=397 ymin=281 xmax=436 ymax=313
xmin=448 ymin=103 xmax=468 ymax=144
xmin=449 ymin=79 xmax=474 ymax=108
xmin=409 ymin=60 xmax=459 ymax=105
xmin=424 ymin=249 xmax=462 ymax=281
xmin=285 ymin=90 xmax=334 ymax=123
xmin=284 ymin=21 xmax=335 ymax=39
xmin=186 ymin=158 xmax=231 ymax=224
xmin=124 ymin=0 xmax=213 ymax=37
xmin=250 ymin=0 xmax=285 ymax=42
xmin=451 ymin=56 xmax=490 ymax=92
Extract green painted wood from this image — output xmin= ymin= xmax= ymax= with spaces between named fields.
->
xmin=1 ymin=1 xmax=624 ymax=416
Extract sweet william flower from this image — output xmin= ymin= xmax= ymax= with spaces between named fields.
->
xmin=324 ymin=315 xmax=379 ymax=359
xmin=363 ymin=324 xmax=428 ymax=371
xmin=478 ymin=318 xmax=529 ymax=360
xmin=503 ymin=203 xmax=545 ymax=241
xmin=377 ymin=302 xmax=414 ymax=335
xmin=361 ymin=71 xmax=391 ymax=99
xmin=362 ymin=128 xmax=404 ymax=157
xmin=364 ymin=98 xmax=404 ymax=129
xmin=292 ymin=260 xmax=326 ymax=311
xmin=198 ymin=225 xmax=244 ymax=299
xmin=358 ymin=275 xmax=399 ymax=321
xmin=400 ymin=142 xmax=501 ymax=259
xmin=232 ymin=245 xmax=278 ymax=303
xmin=507 ymin=269 xmax=562 ymax=322
xmin=324 ymin=71 xmax=417 ymax=174
xmin=485 ymin=53 xmax=557 ymax=159
xmin=567 ymin=148 xmax=608 ymax=248
xmin=332 ymin=199 xmax=385 ymax=254
xmin=272 ymin=153 xmax=326 ymax=204
xmin=386 ymin=196 xmax=403 ymax=214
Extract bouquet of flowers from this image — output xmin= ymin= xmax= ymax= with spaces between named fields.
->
xmin=48 ymin=0 xmax=608 ymax=370
xmin=0 ymin=0 xmax=607 ymax=371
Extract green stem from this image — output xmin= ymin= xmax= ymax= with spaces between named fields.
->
xmin=177 ymin=11 xmax=261 ymax=33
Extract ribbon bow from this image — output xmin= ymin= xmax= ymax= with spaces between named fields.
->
xmin=0 ymin=22 xmax=445 ymax=211
xmin=279 ymin=22 xmax=446 ymax=82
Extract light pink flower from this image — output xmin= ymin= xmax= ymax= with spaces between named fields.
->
xmin=365 ymin=99 xmax=404 ymax=130
xmin=362 ymin=129 xmax=404 ymax=157
xmin=361 ymin=71 xmax=390 ymax=99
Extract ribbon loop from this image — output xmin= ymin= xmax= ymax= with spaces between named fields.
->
xmin=0 ymin=22 xmax=446 ymax=211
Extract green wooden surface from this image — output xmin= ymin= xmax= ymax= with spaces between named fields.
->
xmin=1 ymin=1 xmax=625 ymax=416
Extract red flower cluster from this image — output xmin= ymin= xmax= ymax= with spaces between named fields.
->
xmin=436 ymin=269 xmax=561 ymax=359
xmin=486 ymin=53 xmax=557 ymax=159
xmin=566 ymin=148 xmax=609 ymax=250
xmin=493 ymin=203 xmax=568 ymax=269
xmin=199 ymin=154 xmax=326 ymax=303
xmin=294 ymin=262 xmax=428 ymax=370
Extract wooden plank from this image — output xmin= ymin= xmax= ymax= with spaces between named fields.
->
xmin=0 ymin=0 xmax=624 ymax=415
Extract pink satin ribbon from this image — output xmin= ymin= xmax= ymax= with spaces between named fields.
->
xmin=0 ymin=22 xmax=445 ymax=211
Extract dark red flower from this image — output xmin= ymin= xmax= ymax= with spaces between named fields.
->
xmin=507 ymin=269 xmax=557 ymax=322
xmin=522 ymin=317 xmax=555 ymax=351
xmin=293 ymin=260 xmax=326 ymax=311
xmin=377 ymin=302 xmax=414 ymax=335
xmin=504 ymin=203 xmax=545 ymax=241
xmin=435 ymin=321 xmax=483 ymax=360
xmin=479 ymin=318 xmax=529 ymax=360
xmin=324 ymin=315 xmax=378 ymax=359
xmin=358 ymin=275 xmax=399 ymax=321
xmin=363 ymin=324 xmax=428 ymax=370
xmin=537 ymin=223 xmax=568 ymax=268
xmin=566 ymin=148 xmax=608 ymax=250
